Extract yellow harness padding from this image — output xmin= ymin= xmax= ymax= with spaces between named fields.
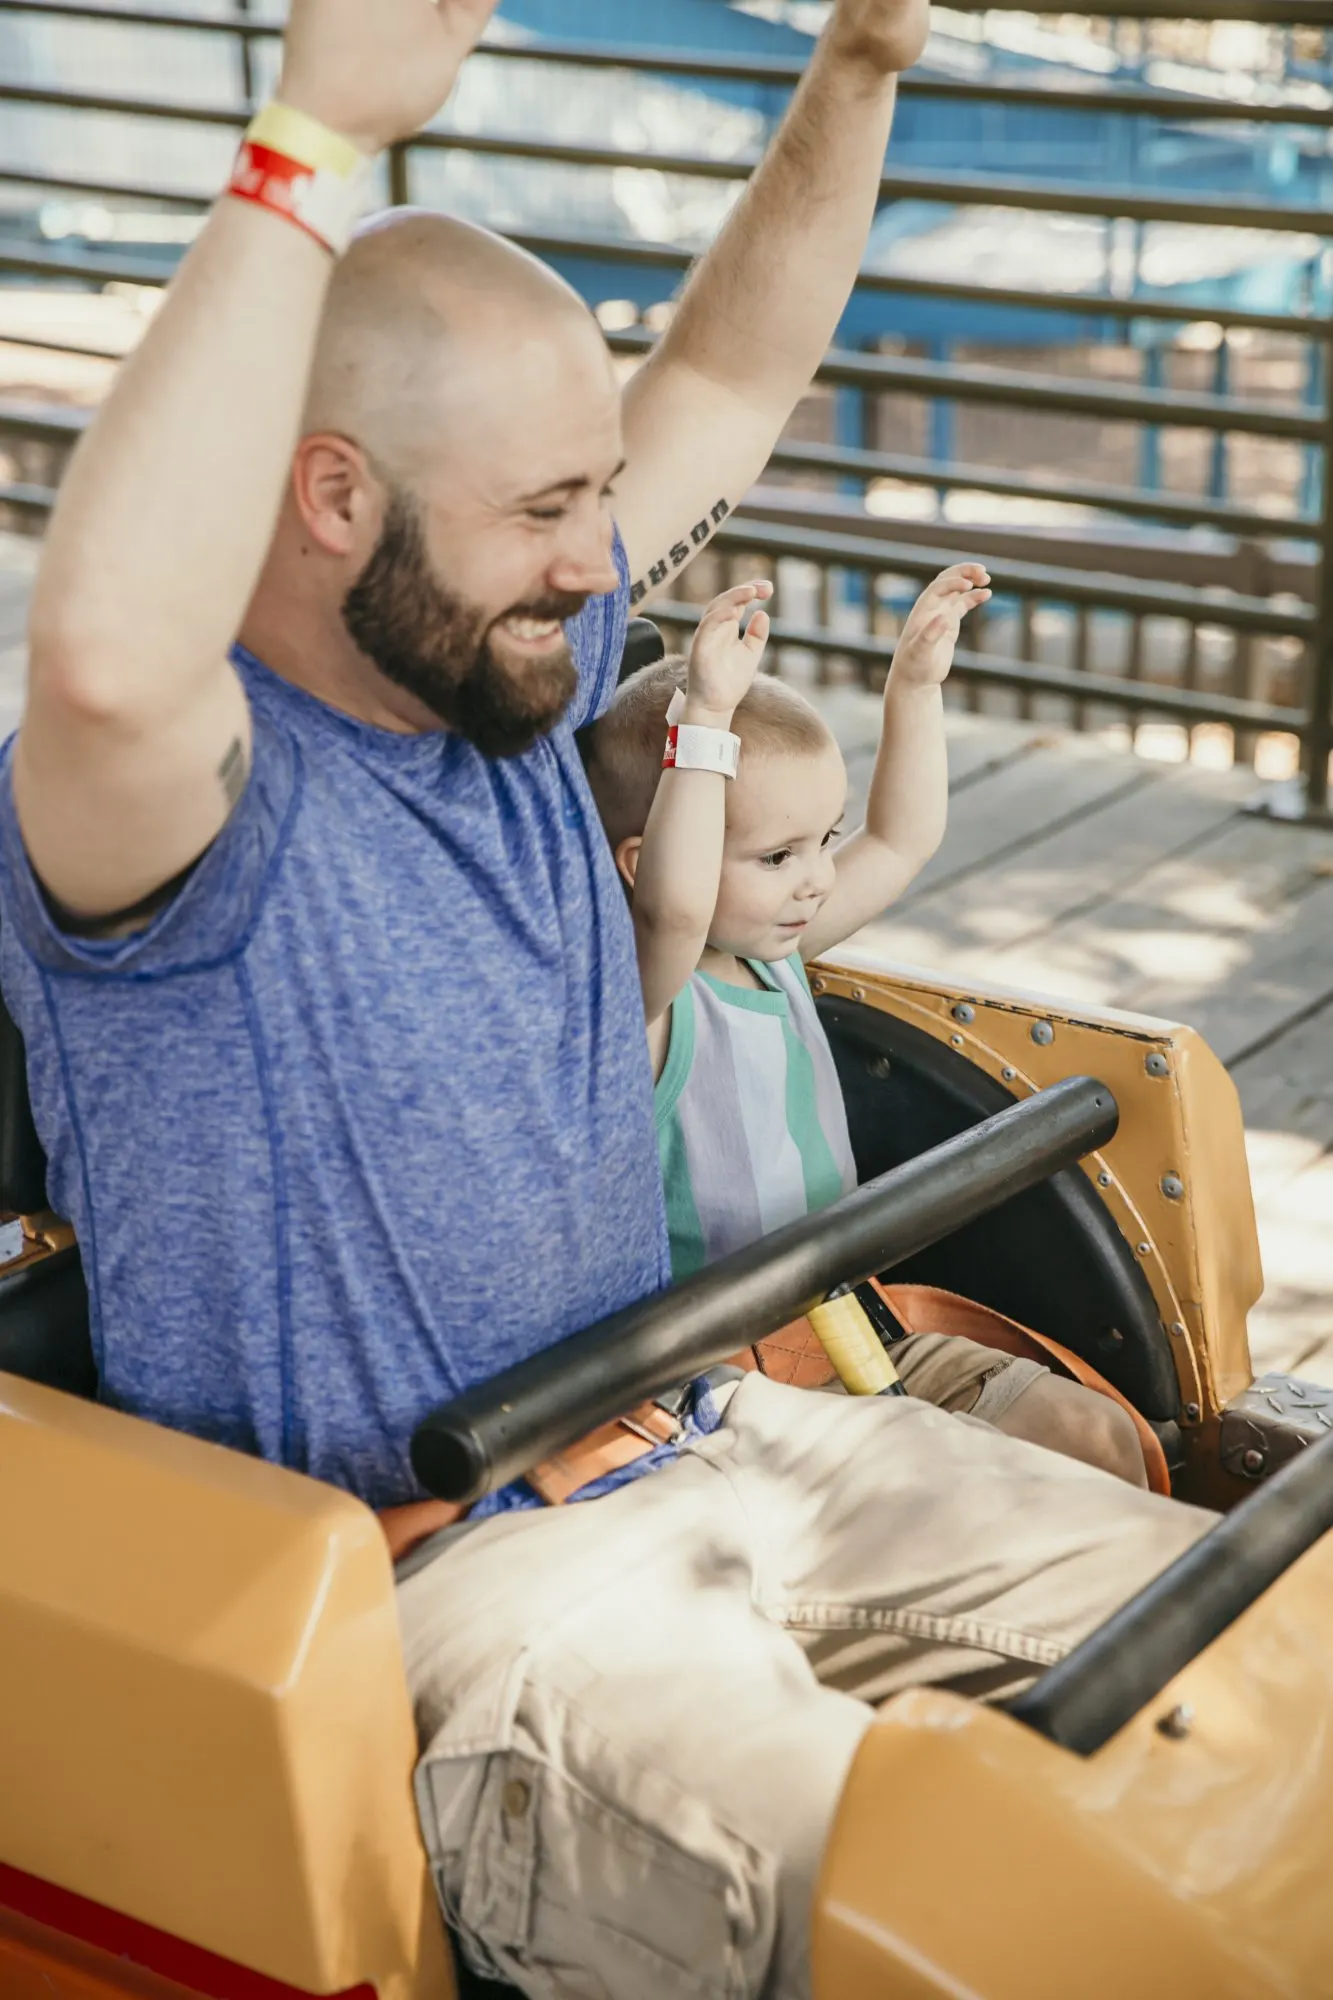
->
xmin=805 ymin=1286 xmax=904 ymax=1396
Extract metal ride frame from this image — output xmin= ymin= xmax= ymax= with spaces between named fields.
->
xmin=3 ymin=1 xmax=1333 ymax=803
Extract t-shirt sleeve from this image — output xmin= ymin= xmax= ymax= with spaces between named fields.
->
xmin=0 ymin=708 xmax=300 ymax=979
xmin=566 ymin=524 xmax=631 ymax=733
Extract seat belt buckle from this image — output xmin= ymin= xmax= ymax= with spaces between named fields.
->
xmin=855 ymin=1280 xmax=910 ymax=1345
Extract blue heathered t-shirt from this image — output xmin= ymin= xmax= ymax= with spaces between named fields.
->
xmin=0 ymin=530 xmax=675 ymax=1513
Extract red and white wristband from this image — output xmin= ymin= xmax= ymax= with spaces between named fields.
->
xmin=662 ymin=688 xmax=741 ymax=779
xmin=227 ymin=102 xmax=373 ymax=256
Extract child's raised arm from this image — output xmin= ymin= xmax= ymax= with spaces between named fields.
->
xmin=629 ymin=580 xmax=771 ymax=1027
xmin=798 ymin=561 xmax=990 ymax=962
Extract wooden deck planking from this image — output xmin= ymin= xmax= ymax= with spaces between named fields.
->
xmin=1229 ymin=1000 xmax=1333 ymax=1381
xmin=869 ymin=760 xmax=1251 ymax=969
xmin=941 ymin=713 xmax=1049 ymax=794
xmin=901 ymin=740 xmax=1151 ymax=905
xmin=1232 ymin=997 xmax=1333 ymax=1140
xmin=826 ymin=697 xmax=1043 ymax=812
xmin=993 ymin=819 xmax=1333 ymax=1056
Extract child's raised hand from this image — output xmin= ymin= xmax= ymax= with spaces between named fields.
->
xmin=890 ymin=564 xmax=991 ymax=690
xmin=683 ymin=580 xmax=773 ymax=723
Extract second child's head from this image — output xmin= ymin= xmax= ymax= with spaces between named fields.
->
xmin=584 ymin=658 xmax=846 ymax=962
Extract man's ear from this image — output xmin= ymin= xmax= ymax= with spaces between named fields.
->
xmin=614 ymin=835 xmax=642 ymax=893
xmin=290 ymin=431 xmax=381 ymax=559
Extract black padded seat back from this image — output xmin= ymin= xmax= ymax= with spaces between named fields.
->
xmin=0 ymin=1247 xmax=95 ymax=1396
xmin=618 ymin=617 xmax=666 ymax=681
xmin=0 ymin=976 xmax=50 ymax=1213
xmin=0 ymin=967 xmax=95 ymax=1395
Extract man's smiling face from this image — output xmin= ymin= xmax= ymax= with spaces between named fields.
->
xmin=347 ymin=307 xmax=625 ymax=754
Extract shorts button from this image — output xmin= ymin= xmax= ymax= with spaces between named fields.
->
xmin=503 ymin=1777 xmax=531 ymax=1819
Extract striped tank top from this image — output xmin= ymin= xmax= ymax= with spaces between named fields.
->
xmin=654 ymin=954 xmax=858 ymax=1281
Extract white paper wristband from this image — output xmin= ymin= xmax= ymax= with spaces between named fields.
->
xmin=663 ymin=721 xmax=741 ymax=778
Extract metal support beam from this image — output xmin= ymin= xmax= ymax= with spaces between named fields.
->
xmin=1304 ymin=391 xmax=1333 ymax=810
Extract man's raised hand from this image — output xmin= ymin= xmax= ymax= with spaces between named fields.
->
xmin=19 ymin=0 xmax=502 ymax=922
xmin=280 ymin=0 xmax=501 ymax=156
xmin=828 ymin=0 xmax=931 ymax=77
xmin=889 ymin=563 xmax=991 ymax=691
xmin=683 ymin=581 xmax=773 ymax=726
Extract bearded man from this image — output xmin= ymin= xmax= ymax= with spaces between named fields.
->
xmin=0 ymin=0 xmax=1210 ymax=1992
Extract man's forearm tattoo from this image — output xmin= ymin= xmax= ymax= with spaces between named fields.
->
xmin=630 ymin=496 xmax=730 ymax=605
xmin=217 ymin=735 xmax=248 ymax=811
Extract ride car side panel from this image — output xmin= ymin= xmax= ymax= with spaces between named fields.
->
xmin=815 ymin=948 xmax=1261 ymax=1443
xmin=0 ymin=1878 xmax=376 ymax=1998
xmin=1168 ymin=1028 xmax=1265 ymax=1410
xmin=0 ymin=1903 xmax=193 ymax=2000
xmin=0 ymin=1372 xmax=453 ymax=2000
xmin=815 ymin=1529 xmax=1333 ymax=1998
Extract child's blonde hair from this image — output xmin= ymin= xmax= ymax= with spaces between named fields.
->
xmin=583 ymin=656 xmax=835 ymax=848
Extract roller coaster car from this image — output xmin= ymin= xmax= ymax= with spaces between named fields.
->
xmin=5 ymin=765 xmax=1333 ymax=1998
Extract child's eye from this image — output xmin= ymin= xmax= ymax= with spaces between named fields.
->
xmin=759 ymin=848 xmax=792 ymax=869
xmin=527 ymin=506 xmax=568 ymax=523
xmin=821 ymin=827 xmax=841 ymax=848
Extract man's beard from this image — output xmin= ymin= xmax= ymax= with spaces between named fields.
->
xmin=341 ymin=490 xmax=585 ymax=758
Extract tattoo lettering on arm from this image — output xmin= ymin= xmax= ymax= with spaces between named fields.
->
xmin=217 ymin=735 xmax=249 ymax=812
xmin=630 ymin=498 xmax=731 ymax=607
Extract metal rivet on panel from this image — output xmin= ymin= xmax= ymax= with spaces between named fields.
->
xmin=1001 ymin=1066 xmax=1017 ymax=1082
xmin=952 ymin=1002 xmax=975 ymax=1024
xmin=811 ymin=978 xmax=825 ymax=994
xmin=1184 ymin=1401 xmax=1200 ymax=1422
xmin=1170 ymin=1322 xmax=1186 ymax=1338
xmin=1146 ymin=1052 xmax=1169 ymax=1077
xmin=1097 ymin=1171 xmax=1111 ymax=1188
xmin=869 ymin=1055 xmax=892 ymax=1079
xmin=1161 ymin=1173 xmax=1183 ymax=1199
xmin=950 ymin=1034 xmax=963 ymax=1047
xmin=1031 ymin=1020 xmax=1055 ymax=1045
xmin=851 ymin=986 xmax=865 ymax=1001
xmin=1242 ymin=1448 xmax=1266 ymax=1477
xmin=1136 ymin=1242 xmax=1151 ymax=1256
xmin=1156 ymin=1704 xmax=1193 ymax=1741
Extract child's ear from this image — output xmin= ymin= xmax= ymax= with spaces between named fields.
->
xmin=614 ymin=835 xmax=642 ymax=893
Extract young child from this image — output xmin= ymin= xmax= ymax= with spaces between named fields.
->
xmin=583 ymin=567 xmax=1149 ymax=1486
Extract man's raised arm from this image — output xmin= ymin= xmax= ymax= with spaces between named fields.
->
xmin=16 ymin=0 xmax=496 ymax=922
xmin=613 ymin=0 xmax=929 ymax=604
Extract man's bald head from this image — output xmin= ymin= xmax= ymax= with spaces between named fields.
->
xmin=302 ymin=208 xmax=603 ymax=482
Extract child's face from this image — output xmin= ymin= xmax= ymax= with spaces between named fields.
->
xmin=709 ymin=740 xmax=847 ymax=961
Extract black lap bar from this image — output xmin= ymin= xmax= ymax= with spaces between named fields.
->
xmin=1008 ymin=1419 xmax=1333 ymax=1755
xmin=411 ymin=1074 xmax=1118 ymax=1505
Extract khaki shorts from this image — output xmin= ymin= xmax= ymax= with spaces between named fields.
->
xmin=875 ymin=1327 xmax=1045 ymax=1422
xmin=398 ymin=1373 xmax=1211 ymax=2000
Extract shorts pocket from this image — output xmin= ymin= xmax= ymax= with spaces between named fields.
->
xmin=417 ymin=1682 xmax=777 ymax=2000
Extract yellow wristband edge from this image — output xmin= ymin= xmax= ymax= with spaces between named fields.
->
xmin=247 ymin=102 xmax=369 ymax=180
